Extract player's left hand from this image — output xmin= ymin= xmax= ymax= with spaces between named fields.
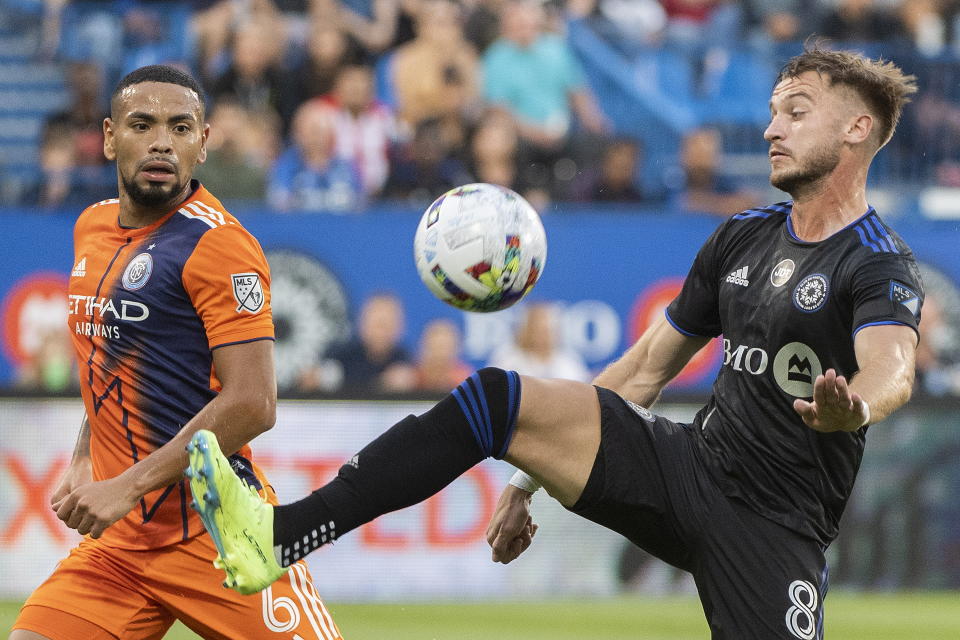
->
xmin=486 ymin=485 xmax=539 ymax=564
xmin=793 ymin=368 xmax=869 ymax=433
xmin=51 ymin=476 xmax=139 ymax=538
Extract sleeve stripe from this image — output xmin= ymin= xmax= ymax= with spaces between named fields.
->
xmin=210 ymin=336 xmax=275 ymax=350
xmin=852 ymin=320 xmax=915 ymax=338
xmin=189 ymin=201 xmax=228 ymax=226
xmin=867 ymin=216 xmax=899 ymax=254
xmin=178 ymin=207 xmax=217 ymax=228
xmin=664 ymin=309 xmax=703 ymax=337
xmin=853 ymin=224 xmax=879 ymax=253
xmin=862 ymin=217 xmax=890 ymax=253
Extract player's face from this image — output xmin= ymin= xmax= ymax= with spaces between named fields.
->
xmin=104 ymin=81 xmax=208 ymax=208
xmin=764 ymin=71 xmax=846 ymax=195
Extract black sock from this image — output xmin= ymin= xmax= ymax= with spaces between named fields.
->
xmin=272 ymin=368 xmax=521 ymax=565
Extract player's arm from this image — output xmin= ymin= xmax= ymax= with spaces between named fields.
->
xmin=793 ymin=324 xmax=917 ymax=432
xmin=53 ymin=340 xmax=276 ymax=538
xmin=122 ymin=338 xmax=277 ymax=494
xmin=50 ymin=413 xmax=93 ymax=505
xmin=593 ymin=313 xmax=710 ymax=406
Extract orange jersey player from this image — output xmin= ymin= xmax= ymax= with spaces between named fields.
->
xmin=10 ymin=65 xmax=342 ymax=640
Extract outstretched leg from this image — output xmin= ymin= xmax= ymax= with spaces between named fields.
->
xmin=501 ymin=374 xmax=601 ymax=506
xmin=187 ymin=368 xmax=602 ymax=593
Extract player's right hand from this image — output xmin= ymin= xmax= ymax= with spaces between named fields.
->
xmin=486 ymin=484 xmax=538 ymax=564
xmin=50 ymin=457 xmax=93 ymax=506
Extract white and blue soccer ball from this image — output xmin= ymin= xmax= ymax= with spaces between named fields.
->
xmin=414 ymin=183 xmax=547 ymax=312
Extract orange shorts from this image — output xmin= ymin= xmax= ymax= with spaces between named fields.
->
xmin=12 ymin=534 xmax=342 ymax=640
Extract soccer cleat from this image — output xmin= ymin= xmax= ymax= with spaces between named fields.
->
xmin=186 ymin=429 xmax=288 ymax=595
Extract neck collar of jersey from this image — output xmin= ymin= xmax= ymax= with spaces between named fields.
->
xmin=116 ymin=180 xmax=206 ymax=236
xmin=785 ymin=204 xmax=876 ymax=244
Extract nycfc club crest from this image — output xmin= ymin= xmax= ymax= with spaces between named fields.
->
xmin=232 ymin=272 xmax=264 ymax=313
xmin=793 ymin=274 xmax=829 ymax=312
xmin=122 ymin=252 xmax=153 ymax=291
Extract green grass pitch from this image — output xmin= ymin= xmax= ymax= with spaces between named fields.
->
xmin=3 ymin=593 xmax=958 ymax=638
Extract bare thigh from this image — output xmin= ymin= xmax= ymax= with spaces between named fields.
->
xmin=9 ymin=632 xmax=53 ymax=640
xmin=503 ymin=376 xmax=601 ymax=506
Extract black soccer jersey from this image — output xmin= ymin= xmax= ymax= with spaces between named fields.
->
xmin=666 ymin=201 xmax=923 ymax=545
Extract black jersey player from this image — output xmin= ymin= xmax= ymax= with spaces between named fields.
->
xmin=184 ymin=47 xmax=922 ymax=639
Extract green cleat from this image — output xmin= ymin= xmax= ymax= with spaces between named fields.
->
xmin=186 ymin=429 xmax=288 ymax=595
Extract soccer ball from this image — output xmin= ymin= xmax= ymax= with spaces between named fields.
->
xmin=414 ymin=183 xmax=547 ymax=312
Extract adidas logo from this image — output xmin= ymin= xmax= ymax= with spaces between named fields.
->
xmin=725 ymin=266 xmax=750 ymax=287
xmin=71 ymin=257 xmax=86 ymax=277
xmin=347 ymin=454 xmax=359 ymax=469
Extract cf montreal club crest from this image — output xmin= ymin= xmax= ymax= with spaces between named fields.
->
xmin=231 ymin=272 xmax=264 ymax=313
xmin=122 ymin=252 xmax=153 ymax=291
xmin=793 ymin=274 xmax=829 ymax=312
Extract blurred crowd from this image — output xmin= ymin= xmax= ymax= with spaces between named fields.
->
xmin=8 ymin=0 xmax=960 ymax=397
xmin=9 ymin=0 xmax=960 ymax=215
xmin=21 ymin=277 xmax=960 ymax=397
xmin=17 ymin=288 xmax=593 ymax=395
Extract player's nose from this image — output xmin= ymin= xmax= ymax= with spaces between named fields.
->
xmin=148 ymin=128 xmax=174 ymax=155
xmin=763 ymin=116 xmax=784 ymax=143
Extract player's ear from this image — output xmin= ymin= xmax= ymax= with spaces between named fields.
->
xmin=103 ymin=117 xmax=116 ymax=161
xmin=844 ymin=113 xmax=873 ymax=147
xmin=198 ymin=122 xmax=210 ymax=164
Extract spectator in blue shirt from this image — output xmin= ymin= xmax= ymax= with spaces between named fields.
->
xmin=268 ymin=103 xmax=364 ymax=212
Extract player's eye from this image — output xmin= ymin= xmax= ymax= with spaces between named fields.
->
xmin=174 ymin=124 xmax=191 ymax=134
xmin=132 ymin=122 xmax=149 ymax=131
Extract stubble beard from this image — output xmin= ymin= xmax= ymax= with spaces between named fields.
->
xmin=770 ymin=142 xmax=842 ymax=197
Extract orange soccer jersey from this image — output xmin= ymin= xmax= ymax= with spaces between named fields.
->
xmin=67 ymin=182 xmax=274 ymax=550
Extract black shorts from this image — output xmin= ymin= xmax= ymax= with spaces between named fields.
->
xmin=569 ymin=387 xmax=827 ymax=640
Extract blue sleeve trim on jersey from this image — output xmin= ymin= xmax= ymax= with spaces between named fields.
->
xmin=765 ymin=202 xmax=792 ymax=214
xmin=867 ymin=216 xmax=899 ymax=254
xmin=210 ymin=336 xmax=276 ymax=350
xmin=853 ymin=224 xmax=880 ymax=253
xmin=862 ymin=217 xmax=890 ymax=253
xmin=733 ymin=201 xmax=793 ymax=221
xmin=664 ymin=309 xmax=702 ymax=337
xmin=852 ymin=320 xmax=912 ymax=338
xmin=732 ymin=210 xmax=771 ymax=220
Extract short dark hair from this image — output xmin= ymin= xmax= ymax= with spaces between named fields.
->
xmin=776 ymin=43 xmax=918 ymax=149
xmin=111 ymin=64 xmax=205 ymax=118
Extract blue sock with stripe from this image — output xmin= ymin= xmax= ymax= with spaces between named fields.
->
xmin=272 ymin=368 xmax=521 ymax=565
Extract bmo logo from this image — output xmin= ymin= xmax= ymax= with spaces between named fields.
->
xmin=723 ymin=339 xmax=769 ymax=374
xmin=773 ymin=342 xmax=823 ymax=397
xmin=723 ymin=340 xmax=823 ymax=397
